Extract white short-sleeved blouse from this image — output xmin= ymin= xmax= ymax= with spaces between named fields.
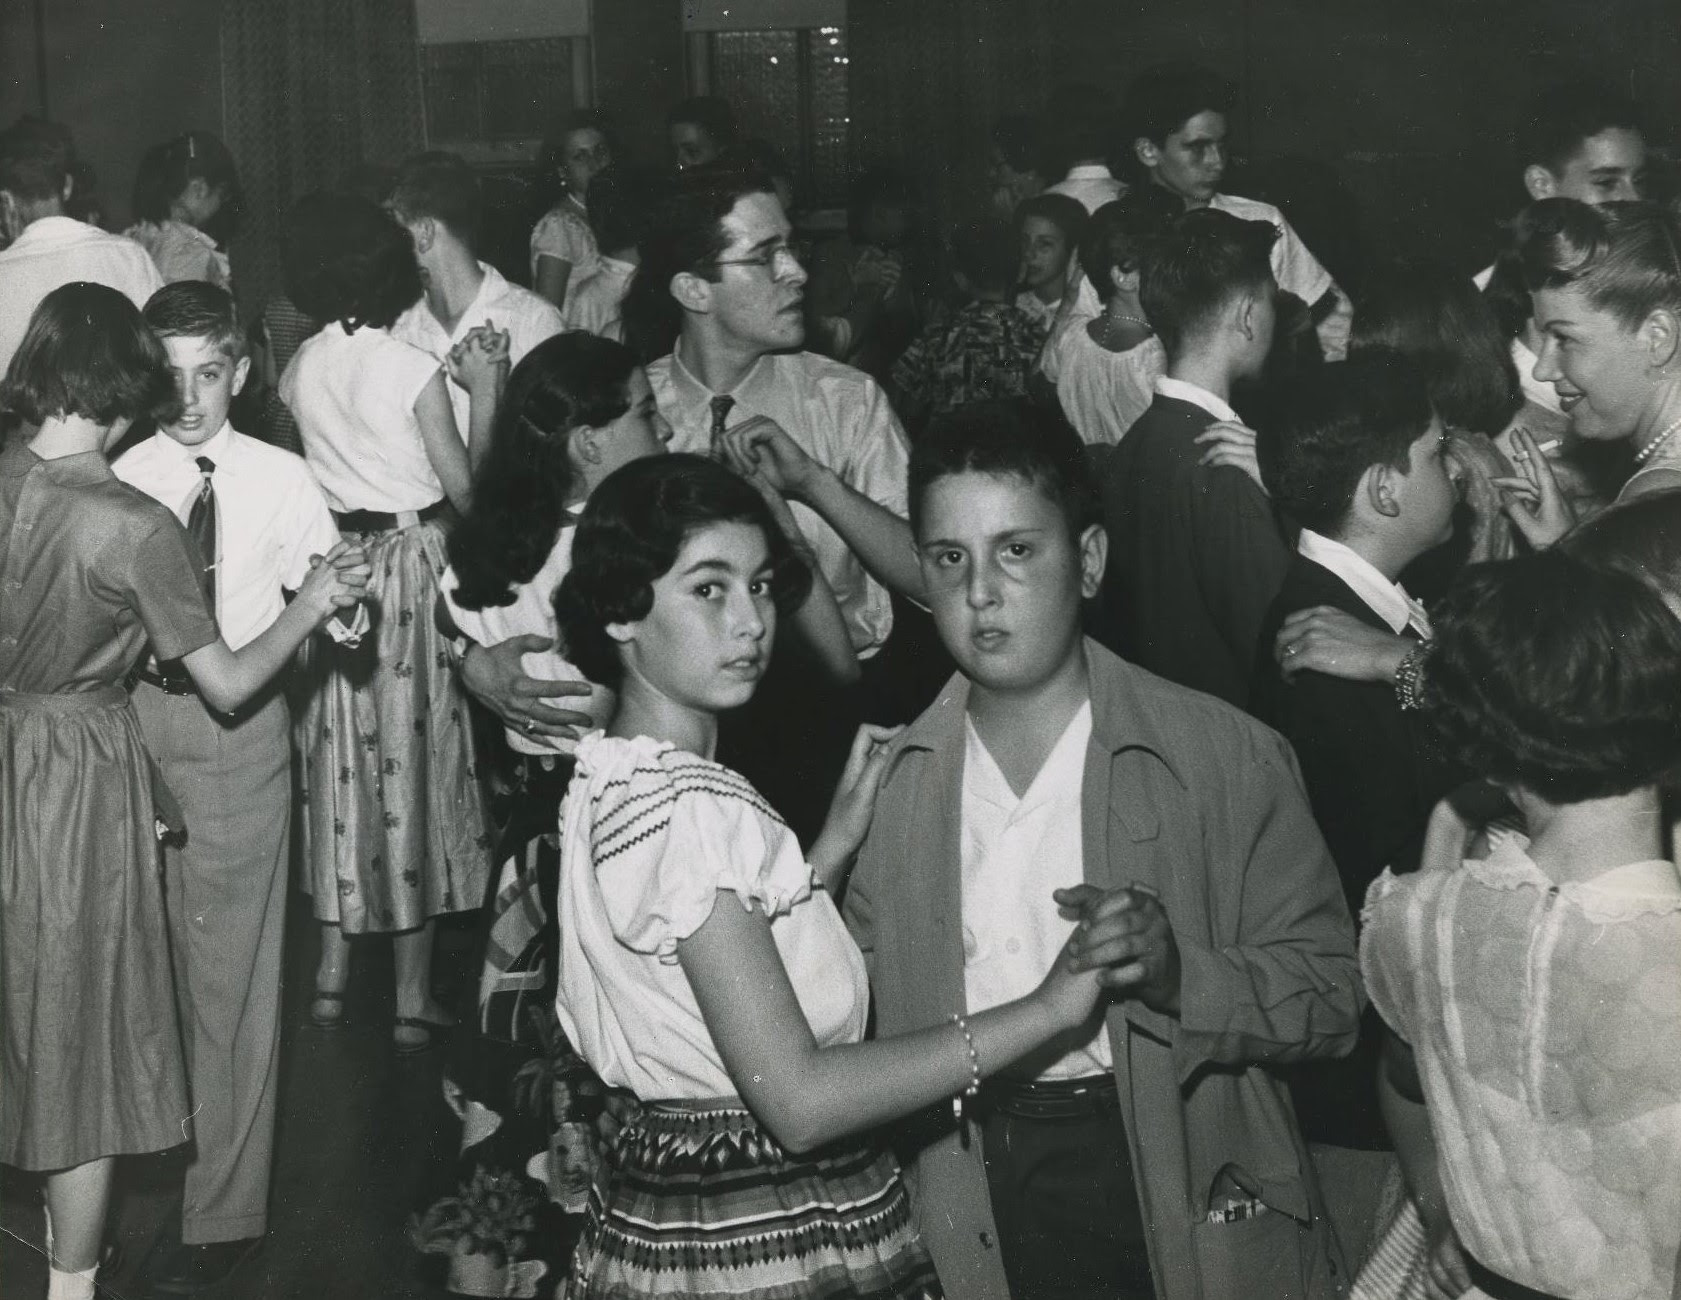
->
xmin=279 ymin=322 xmax=444 ymax=514
xmin=529 ymin=198 xmax=600 ymax=285
xmin=554 ymin=733 xmax=870 ymax=1100
xmin=1362 ymin=835 xmax=1681 ymax=1300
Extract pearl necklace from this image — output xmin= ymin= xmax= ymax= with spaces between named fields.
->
xmin=1097 ymin=313 xmax=1152 ymax=348
xmin=1634 ymin=414 xmax=1681 ymax=465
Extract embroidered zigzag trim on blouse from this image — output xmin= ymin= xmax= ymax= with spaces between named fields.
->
xmin=590 ymin=749 xmax=783 ymax=868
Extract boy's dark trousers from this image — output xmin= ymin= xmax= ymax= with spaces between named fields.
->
xmin=131 ymin=680 xmax=290 ymax=1245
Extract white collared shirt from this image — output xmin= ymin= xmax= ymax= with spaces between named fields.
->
xmin=113 ymin=423 xmax=344 ymax=649
xmin=0 ymin=215 xmax=164 ymax=376
xmin=1153 ymin=374 xmax=1241 ymax=424
xmin=1046 ymin=164 xmax=1127 ymax=214
xmin=1208 ymin=192 xmax=1333 ymax=308
xmin=960 ymin=701 xmax=1110 ymax=1079
xmin=562 ymin=256 xmax=635 ymax=342
xmin=280 ymin=321 xmax=445 ymax=513
xmin=392 ymin=261 xmax=565 ymax=442
xmin=646 ymin=347 xmax=910 ymax=656
xmin=1297 ymin=529 xmax=1432 ymax=639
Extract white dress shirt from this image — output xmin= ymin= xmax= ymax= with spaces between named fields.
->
xmin=0 ymin=215 xmax=164 ymax=376
xmin=1153 ymin=374 xmax=1241 ymax=424
xmin=1296 ymin=529 xmax=1433 ymax=639
xmin=646 ymin=348 xmax=910 ymax=656
xmin=113 ymin=423 xmax=344 ymax=650
xmin=280 ymin=322 xmax=445 ymax=514
xmin=1208 ymin=193 xmax=1334 ymax=309
xmin=1052 ymin=326 xmax=1166 ymax=445
xmin=961 ymin=701 xmax=1109 ymax=1079
xmin=392 ymin=261 xmax=564 ymax=442
xmin=1046 ymin=164 xmax=1127 ymax=214
xmin=561 ymin=256 xmax=635 ymax=342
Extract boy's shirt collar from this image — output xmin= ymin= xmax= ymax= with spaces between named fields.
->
xmin=1154 ymin=375 xmax=1239 ymax=423
xmin=1296 ymin=529 xmax=1432 ymax=639
xmin=7 ymin=214 xmax=101 ymax=250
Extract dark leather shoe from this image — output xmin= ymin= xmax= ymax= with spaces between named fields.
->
xmin=145 ymin=1237 xmax=263 ymax=1296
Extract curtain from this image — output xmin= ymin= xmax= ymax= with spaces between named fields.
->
xmin=220 ymin=0 xmax=424 ymax=311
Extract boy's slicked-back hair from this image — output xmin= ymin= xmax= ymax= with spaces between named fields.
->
xmin=1425 ymin=550 xmax=1681 ymax=802
xmin=667 ymin=95 xmax=739 ymax=147
xmin=910 ymin=398 xmax=1100 ymax=542
xmin=1080 ymin=186 xmax=1181 ymax=302
xmin=1124 ymin=61 xmax=1235 ymax=147
xmin=1518 ymin=80 xmax=1645 ymax=176
xmin=1140 ymin=207 xmax=1277 ymax=355
xmin=1013 ymin=191 xmax=1088 ymax=247
xmin=1258 ymin=350 xmax=1434 ymax=536
xmin=554 ymin=452 xmax=811 ymax=689
xmin=389 ymin=150 xmax=484 ymax=251
xmin=621 ymin=160 xmax=777 ymax=361
xmin=282 ymin=190 xmax=423 ymax=331
xmin=142 ymin=280 xmax=247 ymax=359
xmin=0 ymin=116 xmax=73 ymax=203
xmin=0 ymin=281 xmax=178 ymax=427
xmin=1353 ymin=260 xmax=1520 ymax=435
xmin=1518 ymin=197 xmax=1681 ymax=332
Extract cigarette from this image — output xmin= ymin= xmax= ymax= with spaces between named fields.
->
xmin=1535 ymin=439 xmax=1562 ymax=454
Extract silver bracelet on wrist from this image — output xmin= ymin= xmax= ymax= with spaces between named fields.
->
xmin=950 ymin=1013 xmax=981 ymax=1125
xmin=1395 ymin=642 xmax=1429 ymax=712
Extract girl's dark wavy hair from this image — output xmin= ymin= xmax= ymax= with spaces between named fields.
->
xmin=553 ymin=453 xmax=812 ymax=690
xmin=447 ymin=332 xmax=637 ymax=611
xmin=282 ymin=191 xmax=421 ymax=331
xmin=131 ymin=130 xmax=243 ymax=241
xmin=1424 ymin=549 xmax=1681 ymax=802
xmin=0 ymin=281 xmax=179 ymax=428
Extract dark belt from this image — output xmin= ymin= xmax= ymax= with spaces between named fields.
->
xmin=1466 ymin=1256 xmax=1571 ymax=1300
xmin=127 ymin=662 xmax=197 ymax=697
xmin=981 ymin=1073 xmax=1118 ymax=1121
xmin=331 ymin=498 xmax=448 ymax=534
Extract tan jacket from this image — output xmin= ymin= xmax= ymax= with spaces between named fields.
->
xmin=845 ymin=641 xmax=1362 ymax=1300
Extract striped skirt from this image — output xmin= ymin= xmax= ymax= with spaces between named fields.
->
xmin=566 ymin=1105 xmax=943 ymax=1300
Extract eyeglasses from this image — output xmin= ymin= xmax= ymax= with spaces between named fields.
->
xmin=709 ymin=244 xmax=803 ymax=276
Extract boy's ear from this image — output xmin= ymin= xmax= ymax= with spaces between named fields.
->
xmin=230 ymin=353 xmax=252 ymax=398
xmin=1365 ymin=463 xmax=1401 ymax=520
xmin=1523 ymin=164 xmax=1559 ymax=201
xmin=1133 ymin=137 xmax=1159 ymax=170
xmin=1078 ymin=523 xmax=1109 ymax=598
xmin=670 ymin=270 xmax=711 ymax=314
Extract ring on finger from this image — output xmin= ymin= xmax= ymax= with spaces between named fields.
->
xmin=522 ymin=717 xmax=537 ymax=735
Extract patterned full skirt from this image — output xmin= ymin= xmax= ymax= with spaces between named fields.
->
xmin=297 ymin=518 xmax=490 ymax=933
xmin=566 ymin=1104 xmax=943 ymax=1300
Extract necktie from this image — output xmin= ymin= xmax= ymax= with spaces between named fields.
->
xmin=708 ymin=395 xmax=735 ymax=461
xmin=188 ymin=455 xmax=217 ymax=626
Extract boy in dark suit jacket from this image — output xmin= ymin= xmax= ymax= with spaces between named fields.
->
xmin=1096 ymin=207 xmax=1287 ymax=708
xmin=1249 ymin=352 xmax=1463 ymax=1270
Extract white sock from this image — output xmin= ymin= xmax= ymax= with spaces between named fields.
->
xmin=45 ymin=1262 xmax=98 ymax=1300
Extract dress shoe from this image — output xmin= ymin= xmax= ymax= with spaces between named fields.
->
xmin=145 ymin=1237 xmax=263 ymax=1296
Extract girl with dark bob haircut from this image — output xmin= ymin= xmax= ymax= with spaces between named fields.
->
xmin=1424 ymin=548 xmax=1681 ymax=802
xmin=554 ymin=453 xmax=812 ymax=689
xmin=0 ymin=279 xmax=178 ymax=428
xmin=1362 ymin=545 xmax=1681 ymax=1299
xmin=0 ymin=283 xmax=365 ymax=1300
xmin=282 ymin=190 xmax=422 ymax=330
xmin=548 ymin=450 xmax=1109 ymax=1299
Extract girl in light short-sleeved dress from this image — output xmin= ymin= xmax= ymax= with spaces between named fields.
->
xmin=280 ymin=192 xmax=503 ymax=1054
xmin=1360 ymin=551 xmax=1681 ymax=1300
xmin=530 ymin=114 xmax=614 ymax=312
xmin=549 ymin=454 xmax=1109 ymax=1300
xmin=0 ymin=283 xmax=364 ymax=1300
xmin=123 ymin=130 xmax=241 ymax=294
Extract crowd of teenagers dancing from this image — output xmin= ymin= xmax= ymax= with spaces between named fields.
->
xmin=2 ymin=59 xmax=1680 ymax=1300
